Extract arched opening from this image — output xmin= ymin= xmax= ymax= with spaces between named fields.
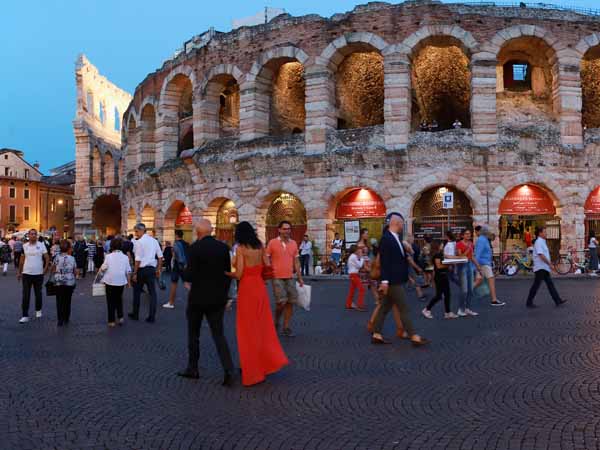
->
xmin=91 ymin=146 xmax=102 ymax=186
xmin=583 ymin=187 xmax=600 ymax=247
xmin=205 ymin=74 xmax=240 ymax=138
xmin=215 ymin=200 xmax=238 ymax=245
xmin=114 ymin=107 xmax=121 ymax=132
xmin=86 ymin=90 xmax=94 ymax=115
xmin=266 ymin=192 xmax=307 ymax=244
xmin=498 ymin=184 xmax=560 ymax=258
xmin=335 ymin=44 xmax=384 ymax=130
xmin=411 ymin=36 xmax=471 ymax=131
xmin=162 ymin=73 xmax=194 ymax=155
xmin=99 ymin=101 xmax=106 ymax=125
xmin=125 ymin=116 xmax=138 ymax=174
xmin=126 ymin=208 xmax=137 ymax=235
xmin=103 ymin=152 xmax=115 ymax=186
xmin=581 ymin=46 xmax=600 ymax=130
xmin=141 ymin=205 xmax=156 ymax=236
xmin=92 ymin=194 xmax=122 ymax=237
xmin=164 ymin=200 xmax=193 ymax=244
xmin=412 ymin=186 xmax=473 ymax=244
xmin=180 ymin=129 xmax=194 ymax=153
xmin=140 ymin=104 xmax=156 ymax=165
xmin=332 ymin=188 xmax=386 ymax=246
xmin=496 ymin=36 xmax=557 ymax=128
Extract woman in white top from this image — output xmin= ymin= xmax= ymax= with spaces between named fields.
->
xmin=99 ymin=238 xmax=132 ymax=327
xmin=345 ymin=245 xmax=366 ymax=311
xmin=589 ymin=230 xmax=599 ymax=273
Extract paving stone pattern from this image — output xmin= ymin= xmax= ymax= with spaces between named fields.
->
xmin=1 ymin=269 xmax=600 ymax=450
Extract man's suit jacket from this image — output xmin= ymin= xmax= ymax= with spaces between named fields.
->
xmin=379 ymin=230 xmax=409 ymax=285
xmin=183 ymin=236 xmax=231 ymax=309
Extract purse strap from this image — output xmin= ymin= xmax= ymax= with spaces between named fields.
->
xmin=93 ymin=269 xmax=103 ymax=284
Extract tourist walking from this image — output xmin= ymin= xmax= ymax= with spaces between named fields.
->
xmin=163 ymin=241 xmax=173 ymax=273
xmin=345 ymin=244 xmax=366 ymax=311
xmin=422 ymin=241 xmax=457 ymax=319
xmin=13 ymin=238 xmax=24 ymax=269
xmin=299 ymin=234 xmax=312 ymax=276
xmin=17 ymin=229 xmax=50 ymax=323
xmin=87 ymin=239 xmax=96 ymax=273
xmin=73 ymin=236 xmax=88 ymax=279
xmin=0 ymin=239 xmax=11 ymax=275
xmin=52 ymin=240 xmax=78 ymax=327
xmin=331 ymin=233 xmax=343 ymax=270
xmin=163 ymin=230 xmax=189 ymax=309
xmin=266 ymin=221 xmax=304 ymax=337
xmin=99 ymin=238 xmax=131 ymax=327
xmin=227 ymin=221 xmax=288 ymax=387
xmin=526 ymin=227 xmax=568 ymax=308
xmin=589 ymin=230 xmax=599 ymax=273
xmin=475 ymin=225 xmax=505 ymax=306
xmin=129 ymin=223 xmax=163 ymax=323
xmin=94 ymin=240 xmax=105 ymax=270
xmin=371 ymin=213 xmax=429 ymax=346
xmin=178 ymin=219 xmax=235 ymax=386
xmin=456 ymin=229 xmax=480 ymax=317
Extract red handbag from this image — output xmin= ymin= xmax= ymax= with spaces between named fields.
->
xmin=262 ymin=265 xmax=275 ymax=280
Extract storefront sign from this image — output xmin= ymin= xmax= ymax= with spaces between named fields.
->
xmin=585 ymin=187 xmax=600 ymax=215
xmin=336 ymin=189 xmax=386 ymax=219
xmin=175 ymin=207 xmax=193 ymax=226
xmin=344 ymin=220 xmax=361 ymax=243
xmin=498 ymin=185 xmax=555 ymax=216
xmin=413 ymin=222 xmax=470 ymax=239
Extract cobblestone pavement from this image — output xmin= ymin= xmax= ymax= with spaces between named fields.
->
xmin=2 ymin=266 xmax=600 ymax=450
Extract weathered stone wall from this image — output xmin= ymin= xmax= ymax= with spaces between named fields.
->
xmin=581 ymin=55 xmax=600 ymax=128
xmin=271 ymin=62 xmax=306 ymax=134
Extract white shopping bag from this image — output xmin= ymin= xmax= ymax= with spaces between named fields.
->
xmin=296 ymin=282 xmax=311 ymax=311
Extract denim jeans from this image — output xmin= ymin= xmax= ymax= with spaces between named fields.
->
xmin=458 ymin=263 xmax=474 ymax=311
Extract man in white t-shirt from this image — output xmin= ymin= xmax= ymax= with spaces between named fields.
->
xmin=526 ymin=227 xmax=567 ymax=308
xmin=331 ymin=233 xmax=343 ymax=267
xmin=17 ymin=229 xmax=50 ymax=323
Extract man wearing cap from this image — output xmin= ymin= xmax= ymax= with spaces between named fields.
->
xmin=372 ymin=212 xmax=429 ymax=346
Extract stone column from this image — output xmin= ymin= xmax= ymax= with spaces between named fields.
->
xmin=384 ymin=53 xmax=410 ymax=150
xmin=74 ymin=127 xmax=93 ymax=235
xmin=307 ymin=217 xmax=328 ymax=273
xmin=304 ymin=65 xmax=336 ymax=154
xmin=555 ymin=63 xmax=583 ymax=147
xmin=239 ymin=78 xmax=270 ymax=141
xmin=155 ymin=115 xmax=178 ymax=167
xmin=196 ymin=98 xmax=219 ymax=143
xmin=471 ymin=53 xmax=498 ymax=146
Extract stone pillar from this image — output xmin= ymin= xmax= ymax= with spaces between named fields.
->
xmin=471 ymin=54 xmax=498 ymax=146
xmin=495 ymin=65 xmax=504 ymax=93
xmin=239 ymin=78 xmax=270 ymax=141
xmin=196 ymin=98 xmax=219 ymax=143
xmin=384 ymin=53 xmax=411 ymax=151
xmin=307 ymin=217 xmax=328 ymax=265
xmin=155 ymin=115 xmax=178 ymax=167
xmin=304 ymin=65 xmax=336 ymax=154
xmin=74 ymin=127 xmax=93 ymax=235
xmin=555 ymin=63 xmax=583 ymax=147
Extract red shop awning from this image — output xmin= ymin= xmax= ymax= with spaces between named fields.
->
xmin=336 ymin=189 xmax=386 ymax=219
xmin=498 ymin=185 xmax=555 ymax=216
xmin=585 ymin=187 xmax=600 ymax=215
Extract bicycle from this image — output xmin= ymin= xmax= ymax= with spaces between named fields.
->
xmin=553 ymin=247 xmax=590 ymax=275
xmin=502 ymin=246 xmax=533 ymax=277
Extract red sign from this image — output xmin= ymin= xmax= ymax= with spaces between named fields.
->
xmin=175 ymin=206 xmax=193 ymax=226
xmin=585 ymin=187 xmax=600 ymax=215
xmin=498 ymin=185 xmax=555 ymax=216
xmin=336 ymin=189 xmax=386 ymax=219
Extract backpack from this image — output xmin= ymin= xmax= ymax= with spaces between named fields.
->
xmin=175 ymin=240 xmax=190 ymax=271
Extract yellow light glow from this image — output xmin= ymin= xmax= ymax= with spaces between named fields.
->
xmin=57 ymin=199 xmax=64 ymax=205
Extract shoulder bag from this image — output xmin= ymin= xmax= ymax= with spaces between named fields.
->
xmin=92 ymin=270 xmax=106 ymax=297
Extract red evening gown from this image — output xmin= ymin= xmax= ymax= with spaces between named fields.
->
xmin=236 ymin=264 xmax=289 ymax=386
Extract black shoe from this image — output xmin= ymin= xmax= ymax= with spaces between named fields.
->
xmin=222 ymin=371 xmax=234 ymax=387
xmin=556 ymin=299 xmax=568 ymax=307
xmin=128 ymin=313 xmax=138 ymax=320
xmin=526 ymin=303 xmax=538 ymax=309
xmin=145 ymin=317 xmax=155 ymax=323
xmin=177 ymin=369 xmax=199 ymax=380
xmin=282 ymin=327 xmax=295 ymax=337
xmin=371 ymin=336 xmax=391 ymax=345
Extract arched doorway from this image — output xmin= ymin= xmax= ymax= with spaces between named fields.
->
xmin=215 ymin=200 xmax=238 ymax=245
xmin=412 ymin=186 xmax=473 ymax=243
xmin=126 ymin=208 xmax=136 ymax=235
xmin=584 ymin=187 xmax=600 ymax=243
xmin=141 ymin=205 xmax=156 ymax=236
xmin=498 ymin=184 xmax=560 ymax=257
xmin=333 ymin=188 xmax=386 ymax=245
xmin=164 ymin=201 xmax=193 ymax=244
xmin=92 ymin=195 xmax=122 ymax=237
xmin=265 ymin=192 xmax=307 ymax=244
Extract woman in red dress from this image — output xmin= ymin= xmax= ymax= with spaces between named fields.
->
xmin=228 ymin=222 xmax=288 ymax=386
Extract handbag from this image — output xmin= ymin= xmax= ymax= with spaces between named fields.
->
xmin=92 ymin=271 xmax=106 ymax=297
xmin=296 ymin=282 xmax=311 ymax=311
xmin=262 ymin=265 xmax=275 ymax=281
xmin=370 ymin=253 xmax=381 ymax=280
xmin=45 ymin=274 xmax=57 ymax=297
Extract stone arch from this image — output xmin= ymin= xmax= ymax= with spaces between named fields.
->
xmin=140 ymin=203 xmax=157 ymax=235
xmin=92 ymin=194 xmax=121 ymax=237
xmin=324 ymin=177 xmax=392 ymax=221
xmin=126 ymin=207 xmax=137 ymax=234
xmin=103 ymin=151 xmax=115 ymax=186
xmin=254 ymin=181 xmax=306 ymax=243
xmin=125 ymin=114 xmax=138 ymax=176
xmin=318 ymin=32 xmax=388 ymax=70
xmin=389 ymin=25 xmax=479 ymax=58
xmin=158 ymin=64 xmax=197 ymax=112
xmin=140 ymin=103 xmax=156 ymax=166
xmin=578 ymin=35 xmax=600 ymax=129
xmin=204 ymin=193 xmax=241 ymax=244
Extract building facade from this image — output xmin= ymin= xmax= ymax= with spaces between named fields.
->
xmin=77 ymin=2 xmax=600 ymax=258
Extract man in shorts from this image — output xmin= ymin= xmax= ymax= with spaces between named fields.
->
xmin=266 ymin=221 xmax=304 ymax=337
xmin=331 ymin=233 xmax=343 ymax=270
xmin=474 ymin=225 xmax=505 ymax=307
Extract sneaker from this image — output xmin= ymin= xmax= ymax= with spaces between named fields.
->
xmin=465 ymin=309 xmax=479 ymax=316
xmin=491 ymin=300 xmax=506 ymax=306
xmin=444 ymin=312 xmax=459 ymax=319
xmin=162 ymin=303 xmax=175 ymax=309
xmin=282 ymin=328 xmax=296 ymax=337
xmin=19 ymin=316 xmax=29 ymax=324
xmin=421 ymin=308 xmax=433 ymax=319
xmin=35 ymin=310 xmax=42 ymax=318
xmin=457 ymin=309 xmax=467 ymax=317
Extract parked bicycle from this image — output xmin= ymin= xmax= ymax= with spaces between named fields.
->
xmin=553 ymin=247 xmax=590 ymax=275
xmin=502 ymin=246 xmax=533 ymax=277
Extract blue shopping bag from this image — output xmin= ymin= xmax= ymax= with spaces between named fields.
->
xmin=474 ymin=278 xmax=490 ymax=300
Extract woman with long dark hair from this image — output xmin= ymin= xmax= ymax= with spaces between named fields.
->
xmin=227 ymin=221 xmax=288 ymax=386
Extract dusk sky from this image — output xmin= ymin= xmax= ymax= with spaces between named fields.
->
xmin=1 ymin=0 xmax=598 ymax=173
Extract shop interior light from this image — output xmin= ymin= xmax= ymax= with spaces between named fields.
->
xmin=438 ymin=187 xmax=447 ymax=194
xmin=57 ymin=199 xmax=64 ymax=205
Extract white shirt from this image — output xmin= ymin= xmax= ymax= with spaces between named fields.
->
xmin=100 ymin=251 xmax=132 ymax=286
xmin=331 ymin=239 xmax=343 ymax=254
xmin=134 ymin=233 xmax=163 ymax=268
xmin=300 ymin=241 xmax=312 ymax=256
xmin=590 ymin=237 xmax=598 ymax=249
xmin=533 ymin=237 xmax=551 ymax=272
xmin=443 ymin=241 xmax=456 ymax=258
xmin=347 ymin=253 xmax=364 ymax=274
xmin=22 ymin=241 xmax=47 ymax=275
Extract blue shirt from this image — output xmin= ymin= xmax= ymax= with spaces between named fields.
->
xmin=474 ymin=235 xmax=492 ymax=266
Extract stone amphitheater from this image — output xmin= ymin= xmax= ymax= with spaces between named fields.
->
xmin=74 ymin=0 xmax=600 ymax=258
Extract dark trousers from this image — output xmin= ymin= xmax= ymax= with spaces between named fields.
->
xmin=427 ymin=275 xmax=451 ymax=313
xmin=186 ymin=304 xmax=233 ymax=373
xmin=526 ymin=269 xmax=562 ymax=305
xmin=300 ymin=254 xmax=310 ymax=276
xmin=106 ymin=284 xmax=125 ymax=323
xmin=373 ymin=284 xmax=415 ymax=337
xmin=55 ymin=285 xmax=75 ymax=323
xmin=22 ymin=274 xmax=43 ymax=317
xmin=132 ymin=266 xmax=158 ymax=319
xmin=14 ymin=252 xmax=22 ymax=269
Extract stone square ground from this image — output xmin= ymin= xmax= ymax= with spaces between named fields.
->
xmin=1 ymin=267 xmax=599 ymax=450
